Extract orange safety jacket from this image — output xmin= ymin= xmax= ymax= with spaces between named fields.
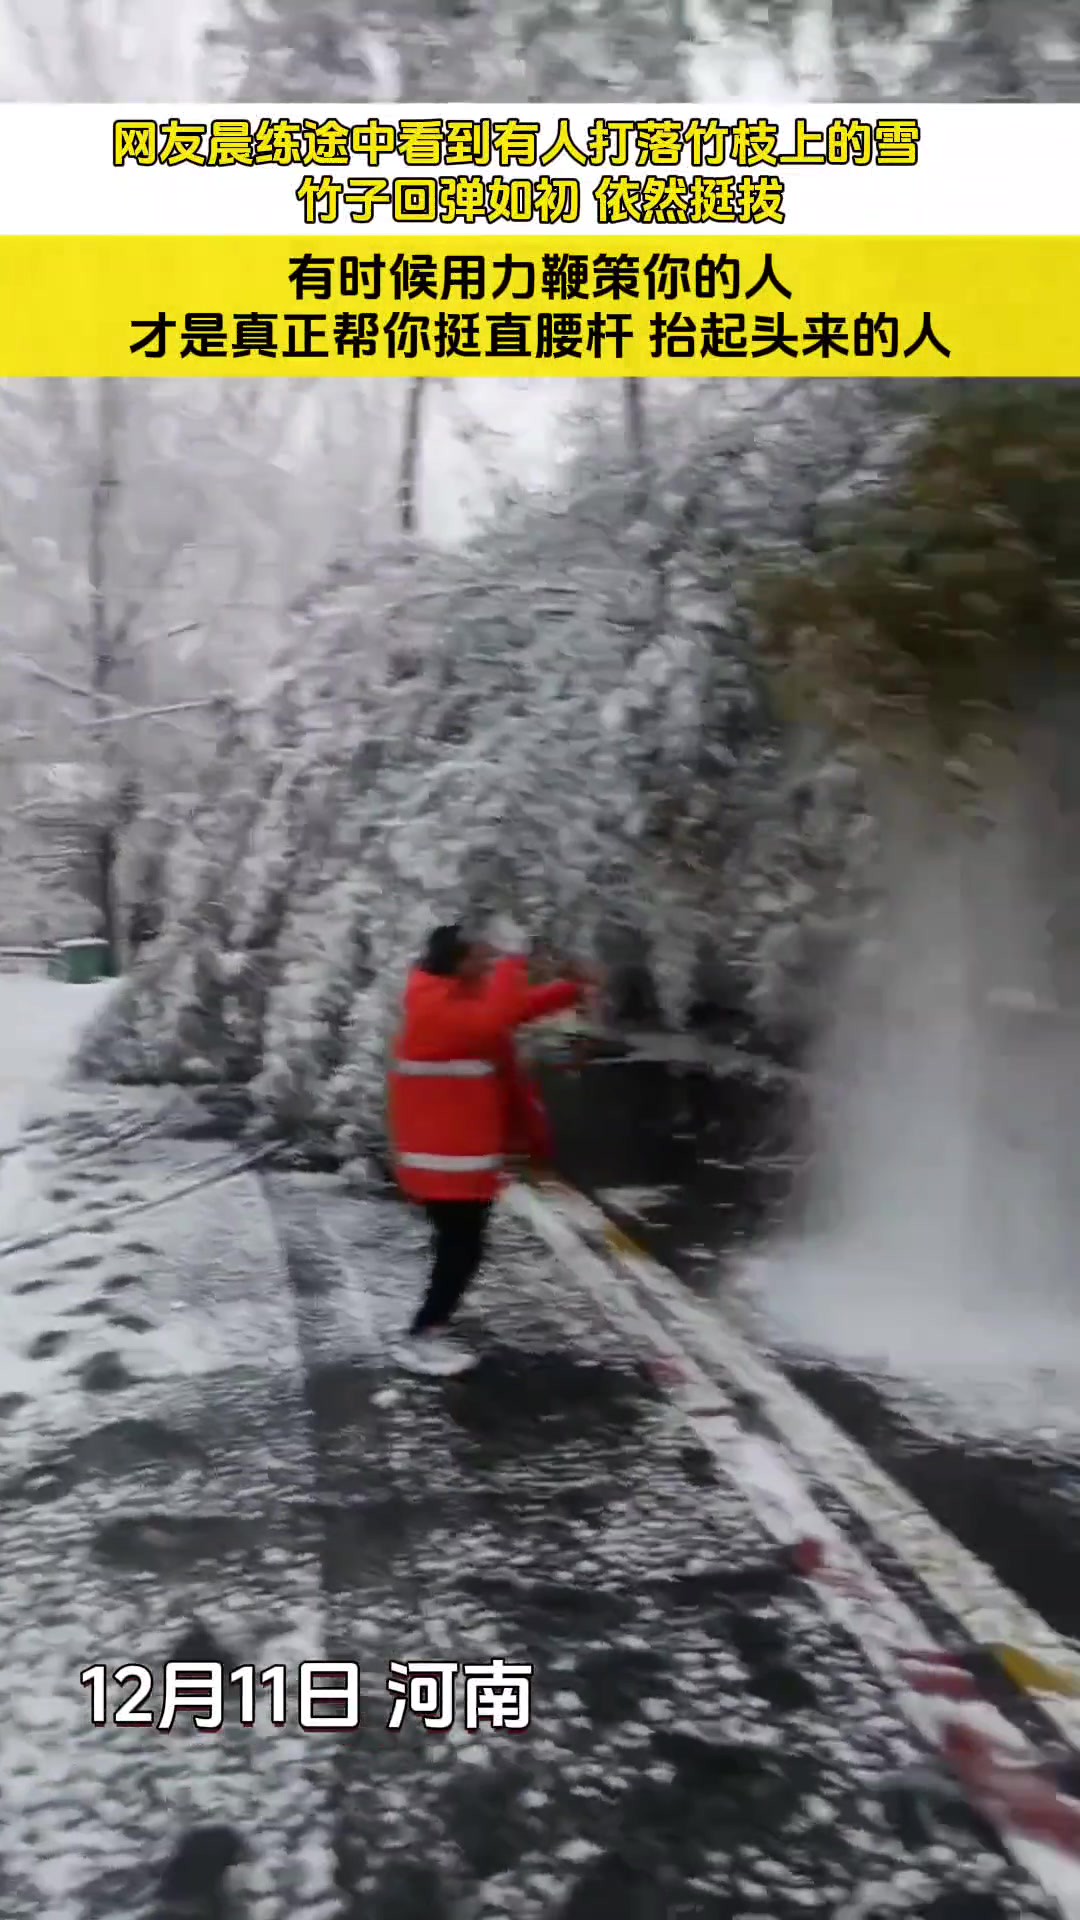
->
xmin=387 ymin=956 xmax=582 ymax=1202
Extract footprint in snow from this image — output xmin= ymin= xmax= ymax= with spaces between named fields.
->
xmin=28 ymin=1328 xmax=70 ymax=1360
xmin=101 ymin=1273 xmax=141 ymax=1294
xmin=159 ymin=1823 xmax=248 ymax=1901
xmin=76 ymin=1350 xmax=136 ymax=1393
xmin=123 ymin=1241 xmax=158 ymax=1258
xmin=109 ymin=1310 xmax=153 ymax=1334
xmin=48 ymin=1187 xmax=78 ymax=1204
xmin=57 ymin=1252 xmax=101 ymax=1272
xmin=12 ymin=1276 xmax=54 ymax=1295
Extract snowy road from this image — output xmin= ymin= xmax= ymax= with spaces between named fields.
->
xmin=0 ymin=981 xmax=1075 ymax=1916
xmin=0 ymin=1070 xmax=1067 ymax=1916
xmin=540 ymin=1055 xmax=1080 ymax=1649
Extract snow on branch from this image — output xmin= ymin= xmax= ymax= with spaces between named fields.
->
xmin=76 ymin=378 xmax=889 ymax=1144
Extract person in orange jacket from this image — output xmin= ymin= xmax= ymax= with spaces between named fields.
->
xmin=387 ymin=920 xmax=587 ymax=1376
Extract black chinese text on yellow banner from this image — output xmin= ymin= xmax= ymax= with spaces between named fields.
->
xmin=0 ymin=235 xmax=1073 ymax=377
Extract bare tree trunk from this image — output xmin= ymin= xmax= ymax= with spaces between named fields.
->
xmin=623 ymin=378 xmax=648 ymax=510
xmin=397 ymin=380 xmax=425 ymax=537
xmin=88 ymin=379 xmax=123 ymax=971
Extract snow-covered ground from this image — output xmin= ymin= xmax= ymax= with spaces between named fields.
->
xmin=0 ymin=979 xmax=1073 ymax=1918
xmin=0 ymin=982 xmax=335 ymax=1918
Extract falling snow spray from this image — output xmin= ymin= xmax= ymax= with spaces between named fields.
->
xmin=745 ymin=757 xmax=1080 ymax=1396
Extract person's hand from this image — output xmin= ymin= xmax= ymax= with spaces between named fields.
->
xmin=488 ymin=913 xmax=528 ymax=957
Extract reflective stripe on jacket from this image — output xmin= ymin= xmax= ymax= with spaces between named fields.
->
xmin=394 ymin=1058 xmax=496 ymax=1079
xmin=387 ymin=955 xmax=582 ymax=1203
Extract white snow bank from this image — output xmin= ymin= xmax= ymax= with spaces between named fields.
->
xmin=0 ymin=978 xmax=121 ymax=1250
xmin=0 ymin=977 xmax=117 ymax=1150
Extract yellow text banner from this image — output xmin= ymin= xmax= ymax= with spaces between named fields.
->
xmin=0 ymin=235 xmax=1073 ymax=377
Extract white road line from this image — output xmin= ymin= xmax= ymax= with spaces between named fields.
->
xmin=507 ymin=1177 xmax=1080 ymax=1920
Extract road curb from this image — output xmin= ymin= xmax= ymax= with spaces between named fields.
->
xmin=506 ymin=1174 xmax=1080 ymax=1917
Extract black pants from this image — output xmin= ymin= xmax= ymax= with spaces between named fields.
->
xmin=411 ymin=1199 xmax=491 ymax=1334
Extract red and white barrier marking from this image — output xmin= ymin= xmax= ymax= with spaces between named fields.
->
xmin=508 ymin=1177 xmax=1080 ymax=1916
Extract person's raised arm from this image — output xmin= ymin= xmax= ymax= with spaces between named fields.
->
xmin=448 ymin=956 xmax=585 ymax=1050
xmin=486 ymin=917 xmax=594 ymax=1026
xmin=517 ymin=976 xmax=584 ymax=1024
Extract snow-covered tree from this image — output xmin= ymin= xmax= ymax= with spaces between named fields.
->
xmin=753 ymin=382 xmax=1080 ymax=790
xmin=212 ymin=0 xmax=1078 ymax=103
xmin=0 ymin=376 xmax=395 ymax=957
xmin=687 ymin=0 xmax=1080 ymax=99
xmin=211 ymin=0 xmax=686 ymax=100
xmin=752 ymin=380 xmax=1080 ymax=1020
xmin=0 ymin=0 xmax=220 ymax=98
xmin=79 ymin=379 xmax=889 ymax=1154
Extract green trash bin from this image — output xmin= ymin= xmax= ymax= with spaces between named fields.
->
xmin=54 ymin=937 xmax=112 ymax=983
